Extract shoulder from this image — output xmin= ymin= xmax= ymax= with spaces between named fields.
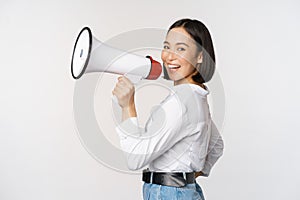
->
xmin=160 ymin=92 xmax=187 ymax=116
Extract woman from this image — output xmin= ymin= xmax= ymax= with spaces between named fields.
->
xmin=112 ymin=18 xmax=224 ymax=200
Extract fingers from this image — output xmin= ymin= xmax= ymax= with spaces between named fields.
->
xmin=195 ymin=171 xmax=204 ymax=178
xmin=118 ymin=75 xmax=133 ymax=86
xmin=114 ymin=76 xmax=133 ymax=91
xmin=113 ymin=76 xmax=129 ymax=91
xmin=112 ymin=76 xmax=135 ymax=108
xmin=112 ymin=76 xmax=134 ymax=97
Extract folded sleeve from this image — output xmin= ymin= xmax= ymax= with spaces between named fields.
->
xmin=201 ymin=120 xmax=224 ymax=176
xmin=115 ymin=95 xmax=189 ymax=170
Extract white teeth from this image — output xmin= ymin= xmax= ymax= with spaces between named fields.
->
xmin=168 ymin=64 xmax=180 ymax=69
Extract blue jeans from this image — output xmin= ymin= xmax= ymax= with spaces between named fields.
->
xmin=143 ymin=182 xmax=205 ymax=200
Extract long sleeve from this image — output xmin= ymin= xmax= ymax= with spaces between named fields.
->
xmin=115 ymin=95 xmax=194 ymax=171
xmin=201 ymin=120 xmax=224 ymax=176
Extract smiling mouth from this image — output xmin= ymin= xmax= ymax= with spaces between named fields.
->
xmin=167 ymin=64 xmax=181 ymax=69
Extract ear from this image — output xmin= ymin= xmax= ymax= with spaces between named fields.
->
xmin=197 ymin=51 xmax=203 ymax=64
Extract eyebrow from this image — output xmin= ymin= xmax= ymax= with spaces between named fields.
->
xmin=163 ymin=41 xmax=189 ymax=47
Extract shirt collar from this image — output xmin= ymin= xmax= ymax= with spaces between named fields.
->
xmin=172 ymin=83 xmax=210 ymax=97
xmin=188 ymin=83 xmax=210 ymax=96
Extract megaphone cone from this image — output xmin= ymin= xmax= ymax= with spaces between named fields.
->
xmin=71 ymin=27 xmax=162 ymax=80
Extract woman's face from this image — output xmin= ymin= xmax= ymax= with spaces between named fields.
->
xmin=161 ymin=27 xmax=202 ymax=85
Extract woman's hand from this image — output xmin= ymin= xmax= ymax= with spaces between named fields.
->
xmin=195 ymin=171 xmax=204 ymax=178
xmin=112 ymin=76 xmax=137 ymax=120
xmin=112 ymin=76 xmax=135 ymax=108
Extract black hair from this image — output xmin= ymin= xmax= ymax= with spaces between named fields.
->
xmin=163 ymin=18 xmax=216 ymax=83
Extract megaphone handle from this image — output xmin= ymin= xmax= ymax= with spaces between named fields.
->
xmin=124 ymin=73 xmax=143 ymax=85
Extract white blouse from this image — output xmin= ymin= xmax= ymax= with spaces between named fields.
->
xmin=115 ymin=83 xmax=224 ymax=176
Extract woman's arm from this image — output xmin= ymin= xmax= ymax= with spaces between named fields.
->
xmin=115 ymin=97 xmax=190 ymax=170
xmin=201 ymin=120 xmax=224 ymax=176
xmin=112 ymin=76 xmax=194 ymax=170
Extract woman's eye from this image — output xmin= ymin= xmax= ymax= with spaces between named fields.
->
xmin=163 ymin=45 xmax=169 ymax=49
xmin=177 ymin=47 xmax=186 ymax=51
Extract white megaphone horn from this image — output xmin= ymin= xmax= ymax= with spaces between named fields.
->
xmin=71 ymin=27 xmax=162 ymax=80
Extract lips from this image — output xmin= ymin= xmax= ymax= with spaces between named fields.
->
xmin=167 ymin=64 xmax=181 ymax=69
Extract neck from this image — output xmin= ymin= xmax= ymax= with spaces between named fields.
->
xmin=173 ymin=69 xmax=206 ymax=89
xmin=174 ymin=78 xmax=206 ymax=90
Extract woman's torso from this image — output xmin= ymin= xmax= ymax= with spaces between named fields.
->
xmin=148 ymin=83 xmax=212 ymax=172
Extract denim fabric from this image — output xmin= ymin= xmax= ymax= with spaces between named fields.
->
xmin=143 ymin=182 xmax=205 ymax=200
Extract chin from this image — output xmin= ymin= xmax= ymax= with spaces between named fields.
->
xmin=167 ymin=72 xmax=182 ymax=81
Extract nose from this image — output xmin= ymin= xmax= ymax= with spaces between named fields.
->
xmin=165 ymin=50 xmax=177 ymax=61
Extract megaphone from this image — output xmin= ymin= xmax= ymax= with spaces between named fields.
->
xmin=71 ymin=27 xmax=162 ymax=80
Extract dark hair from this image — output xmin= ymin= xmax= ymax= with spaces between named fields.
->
xmin=163 ymin=18 xmax=216 ymax=83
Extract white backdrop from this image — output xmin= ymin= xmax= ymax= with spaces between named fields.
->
xmin=1 ymin=0 xmax=300 ymax=199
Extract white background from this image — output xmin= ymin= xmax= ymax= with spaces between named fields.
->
xmin=1 ymin=0 xmax=300 ymax=199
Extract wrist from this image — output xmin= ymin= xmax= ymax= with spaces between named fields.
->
xmin=122 ymin=100 xmax=135 ymax=110
xmin=122 ymin=102 xmax=137 ymax=120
